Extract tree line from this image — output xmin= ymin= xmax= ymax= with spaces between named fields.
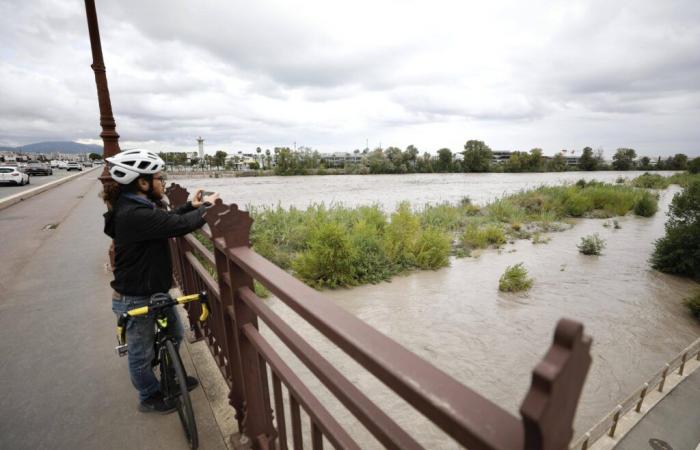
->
xmin=157 ymin=141 xmax=698 ymax=175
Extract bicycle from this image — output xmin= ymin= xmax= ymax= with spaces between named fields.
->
xmin=116 ymin=291 xmax=210 ymax=450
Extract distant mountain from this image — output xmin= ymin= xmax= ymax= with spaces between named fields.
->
xmin=0 ymin=141 xmax=103 ymax=154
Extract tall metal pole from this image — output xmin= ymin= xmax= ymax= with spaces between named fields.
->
xmin=84 ymin=0 xmax=120 ymax=267
xmin=84 ymin=0 xmax=120 ymax=181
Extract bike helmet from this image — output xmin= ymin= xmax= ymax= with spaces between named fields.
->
xmin=106 ymin=149 xmax=165 ymax=184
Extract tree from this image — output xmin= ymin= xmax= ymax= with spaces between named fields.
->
xmin=547 ymin=153 xmax=567 ymax=172
xmin=366 ymin=149 xmax=392 ymax=174
xmin=461 ymin=140 xmax=492 ymax=172
xmin=612 ymin=148 xmax=637 ymax=170
xmin=579 ymin=147 xmax=597 ymax=171
xmin=384 ymin=147 xmax=404 ymax=173
xmin=651 ymin=181 xmax=700 ymax=280
xmin=89 ymin=152 xmax=102 ymax=161
xmin=404 ymin=145 xmax=419 ymax=171
xmin=214 ymin=150 xmax=227 ymax=169
xmin=436 ymin=148 xmax=453 ymax=172
xmin=639 ymin=156 xmax=652 ymax=170
xmin=688 ymin=157 xmax=700 ymax=174
xmin=527 ymin=148 xmax=544 ymax=172
xmin=670 ymin=153 xmax=688 ymax=170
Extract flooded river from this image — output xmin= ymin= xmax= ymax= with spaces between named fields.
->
xmin=179 ymin=171 xmax=699 ymax=447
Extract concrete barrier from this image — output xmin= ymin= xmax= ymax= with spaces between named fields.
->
xmin=0 ymin=166 xmax=102 ymax=212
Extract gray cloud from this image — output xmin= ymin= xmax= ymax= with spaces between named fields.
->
xmin=0 ymin=0 xmax=699 ymax=156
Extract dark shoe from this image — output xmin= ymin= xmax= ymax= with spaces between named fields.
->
xmin=138 ymin=391 xmax=176 ymax=414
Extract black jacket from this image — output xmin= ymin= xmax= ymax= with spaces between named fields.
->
xmin=104 ymin=194 xmax=206 ymax=296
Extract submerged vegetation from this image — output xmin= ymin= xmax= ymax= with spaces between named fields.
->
xmin=683 ymin=292 xmax=700 ymax=320
xmin=243 ymin=181 xmax=659 ymax=288
xmin=498 ymin=263 xmax=534 ymax=292
xmin=577 ymin=234 xmax=606 ymax=255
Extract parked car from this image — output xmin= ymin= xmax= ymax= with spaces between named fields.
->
xmin=50 ymin=160 xmax=59 ymax=168
xmin=57 ymin=161 xmax=68 ymax=169
xmin=82 ymin=161 xmax=93 ymax=168
xmin=66 ymin=162 xmax=83 ymax=171
xmin=0 ymin=166 xmax=30 ymax=186
xmin=25 ymin=162 xmax=53 ymax=176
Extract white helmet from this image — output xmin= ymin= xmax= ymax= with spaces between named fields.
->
xmin=106 ymin=149 xmax=165 ymax=184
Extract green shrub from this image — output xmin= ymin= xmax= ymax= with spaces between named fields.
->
xmin=577 ymin=233 xmax=606 ymax=255
xmin=349 ymin=220 xmax=392 ymax=284
xmin=383 ymin=202 xmax=420 ymax=270
xmin=292 ymin=222 xmax=357 ymax=288
xmin=634 ymin=194 xmax=658 ymax=217
xmin=564 ymin=192 xmax=594 ymax=217
xmin=499 ymin=263 xmax=533 ymax=292
xmin=651 ymin=180 xmax=700 ymax=280
xmin=632 ymin=173 xmax=670 ymax=189
xmin=462 ymin=224 xmax=506 ymax=249
xmin=414 ymin=228 xmax=451 ymax=269
xmin=683 ymin=292 xmax=700 ymax=319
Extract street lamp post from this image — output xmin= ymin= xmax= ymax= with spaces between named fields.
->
xmin=84 ymin=0 xmax=121 ymax=181
xmin=84 ymin=0 xmax=121 ymax=267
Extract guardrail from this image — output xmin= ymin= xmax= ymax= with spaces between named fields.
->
xmin=571 ymin=337 xmax=700 ymax=449
xmin=166 ymin=183 xmax=593 ymax=450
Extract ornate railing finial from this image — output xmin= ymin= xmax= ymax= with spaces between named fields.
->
xmin=520 ymin=318 xmax=592 ymax=450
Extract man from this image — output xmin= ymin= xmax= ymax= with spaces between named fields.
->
xmin=103 ymin=149 xmax=219 ymax=413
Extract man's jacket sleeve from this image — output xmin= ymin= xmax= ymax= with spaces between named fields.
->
xmin=124 ymin=205 xmax=206 ymax=241
xmin=172 ymin=201 xmax=196 ymax=215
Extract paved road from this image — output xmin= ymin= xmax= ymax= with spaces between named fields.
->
xmin=0 ymin=176 xmax=227 ymax=450
xmin=616 ymin=368 xmax=700 ymax=450
xmin=0 ymin=168 xmax=94 ymax=200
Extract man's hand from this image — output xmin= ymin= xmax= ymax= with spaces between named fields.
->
xmin=191 ymin=189 xmax=220 ymax=208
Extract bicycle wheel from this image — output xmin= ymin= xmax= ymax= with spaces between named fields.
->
xmin=161 ymin=340 xmax=199 ymax=449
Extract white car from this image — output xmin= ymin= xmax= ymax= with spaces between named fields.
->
xmin=0 ymin=166 xmax=30 ymax=186
xmin=57 ymin=161 xmax=68 ymax=169
xmin=66 ymin=162 xmax=83 ymax=171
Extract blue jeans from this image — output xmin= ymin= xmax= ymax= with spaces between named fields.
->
xmin=112 ymin=294 xmax=185 ymax=402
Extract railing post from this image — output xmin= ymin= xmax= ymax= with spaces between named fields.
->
xmin=580 ymin=433 xmax=590 ymax=450
xmin=658 ymin=364 xmax=670 ymax=392
xmin=679 ymin=352 xmax=688 ymax=376
xmin=520 ymin=318 xmax=592 ymax=450
xmin=208 ymin=202 xmax=275 ymax=447
xmin=635 ymin=383 xmax=648 ymax=413
xmin=608 ymin=405 xmax=622 ymax=438
xmin=167 ymin=184 xmax=204 ymax=341
xmin=203 ymin=200 xmax=248 ymax=435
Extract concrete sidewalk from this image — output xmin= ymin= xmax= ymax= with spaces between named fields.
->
xmin=616 ymin=368 xmax=700 ymax=450
xmin=0 ymin=177 xmax=228 ymax=450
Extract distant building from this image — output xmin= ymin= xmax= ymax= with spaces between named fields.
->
xmin=319 ymin=152 xmax=363 ymax=168
xmin=491 ymin=151 xmax=513 ymax=164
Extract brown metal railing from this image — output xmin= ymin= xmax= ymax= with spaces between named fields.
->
xmin=166 ymin=183 xmax=593 ymax=450
xmin=571 ymin=337 xmax=700 ymax=450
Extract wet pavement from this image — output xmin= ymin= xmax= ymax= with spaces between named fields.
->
xmin=0 ymin=177 xmax=227 ymax=450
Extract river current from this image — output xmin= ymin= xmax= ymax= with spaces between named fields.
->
xmin=179 ymin=171 xmax=699 ymax=447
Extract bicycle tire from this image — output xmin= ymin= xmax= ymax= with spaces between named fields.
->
xmin=161 ymin=340 xmax=199 ymax=449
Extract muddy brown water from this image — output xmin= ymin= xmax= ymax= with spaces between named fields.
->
xmin=178 ymin=172 xmax=699 ymax=448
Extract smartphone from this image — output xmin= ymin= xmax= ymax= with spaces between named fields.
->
xmin=197 ymin=190 xmax=216 ymax=201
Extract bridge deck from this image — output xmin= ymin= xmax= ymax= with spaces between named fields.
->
xmin=0 ymin=177 xmax=227 ymax=450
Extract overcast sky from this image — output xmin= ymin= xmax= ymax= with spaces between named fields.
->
xmin=1 ymin=0 xmax=699 ymax=156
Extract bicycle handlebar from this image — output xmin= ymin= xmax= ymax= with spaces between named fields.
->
xmin=116 ymin=291 xmax=209 ymax=350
